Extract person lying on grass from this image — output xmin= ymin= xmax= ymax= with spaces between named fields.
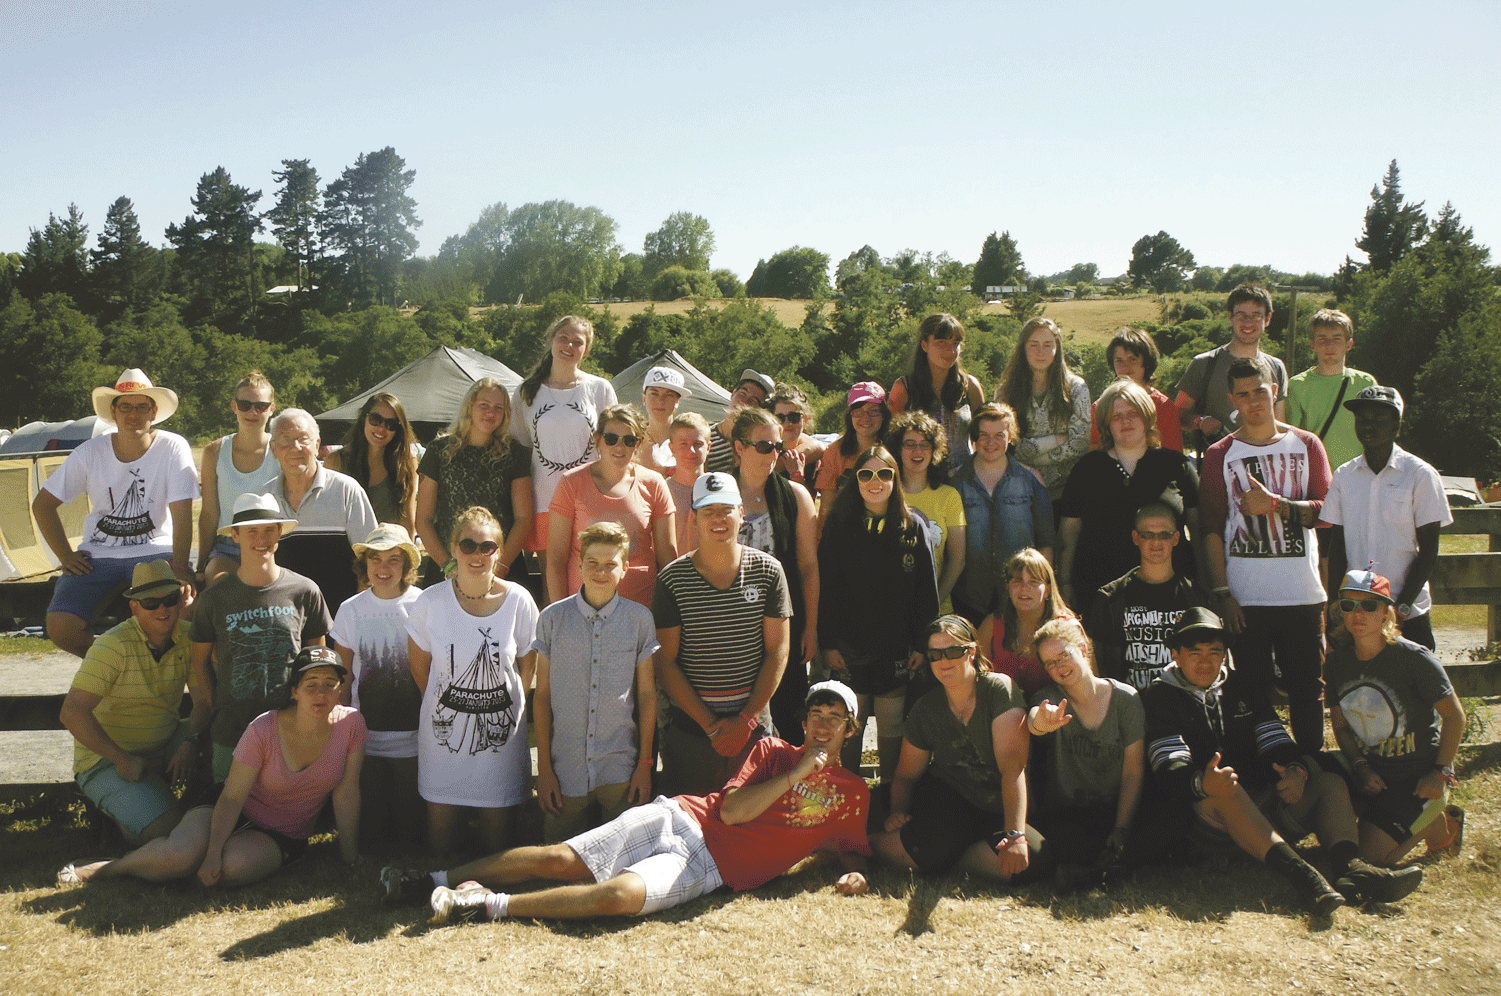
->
xmin=380 ymin=680 xmax=870 ymax=923
xmin=59 ymin=647 xmax=365 ymax=889
xmin=1142 ymin=608 xmax=1420 ymax=917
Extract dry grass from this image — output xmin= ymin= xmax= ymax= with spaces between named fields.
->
xmin=5 ymin=734 xmax=1499 ymax=996
xmin=593 ymin=297 xmax=817 ymax=329
xmin=1433 ymin=533 xmax=1491 ymax=633
xmin=980 ymin=297 xmax=1163 ymax=345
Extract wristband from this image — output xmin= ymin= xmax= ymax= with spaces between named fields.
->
xmin=1435 ymin=765 xmax=1458 ymax=787
xmin=1351 ymin=756 xmax=1371 ymax=771
xmin=1212 ymin=585 xmax=1231 ymax=595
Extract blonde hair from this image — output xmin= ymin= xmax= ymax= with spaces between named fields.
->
xmin=1032 ymin=616 xmax=1095 ymax=677
xmin=449 ymin=505 xmax=503 ymax=553
xmin=579 ymin=520 xmax=631 ymax=560
xmin=1094 ymin=378 xmax=1161 ymax=450
xmin=235 ymin=370 xmax=275 ymax=402
xmin=444 ymin=378 xmax=514 ymax=462
xmin=520 ymin=315 xmax=595 ymax=406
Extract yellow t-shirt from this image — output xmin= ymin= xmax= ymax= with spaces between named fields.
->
xmin=905 ymin=484 xmax=967 ymax=614
xmin=70 ymin=618 xmax=195 ymax=774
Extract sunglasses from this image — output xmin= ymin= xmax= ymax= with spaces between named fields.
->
xmin=925 ymin=644 xmax=974 ymax=662
xmin=1338 ymin=597 xmax=1386 ymax=613
xmin=234 ymin=399 xmax=273 ymax=413
xmin=856 ymin=467 xmax=896 ymax=483
xmin=746 ymin=440 xmax=785 ymax=455
xmin=366 ymin=412 xmax=402 ymax=432
xmin=134 ymin=590 xmax=183 ymax=611
xmin=774 ymin=411 xmax=803 ymax=425
xmin=456 ymin=538 xmax=500 ymax=555
xmin=600 ymin=432 xmax=640 ymax=447
xmin=1136 ymin=530 xmax=1176 ymax=541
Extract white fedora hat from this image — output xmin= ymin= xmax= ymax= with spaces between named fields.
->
xmin=217 ymin=492 xmax=299 ymax=537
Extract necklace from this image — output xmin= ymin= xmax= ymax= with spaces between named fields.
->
xmin=455 ymin=579 xmax=496 ymax=600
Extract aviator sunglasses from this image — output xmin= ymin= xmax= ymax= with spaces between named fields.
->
xmin=601 ymin=432 xmax=640 ymax=447
xmin=134 ymin=590 xmax=183 ymax=611
xmin=1338 ymin=597 xmax=1386 ymax=614
xmin=456 ymin=538 xmax=500 ymax=555
xmin=856 ymin=467 xmax=896 ymax=483
xmin=234 ymin=399 xmax=273 ymax=413
xmin=366 ymin=412 xmax=402 ymax=432
xmin=925 ymin=643 xmax=974 ymax=662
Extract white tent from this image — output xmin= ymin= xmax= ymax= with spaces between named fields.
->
xmin=0 ymin=416 xmax=109 ymax=455
xmin=610 ymin=349 xmax=734 ymax=424
xmin=316 ymin=346 xmax=522 ymax=443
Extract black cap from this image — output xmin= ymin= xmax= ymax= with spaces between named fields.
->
xmin=1167 ymin=606 xmax=1228 ymax=649
xmin=292 ymin=646 xmax=347 ymax=681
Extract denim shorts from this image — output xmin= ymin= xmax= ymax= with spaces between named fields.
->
xmin=75 ymin=720 xmax=191 ymax=836
xmin=50 ymin=552 xmax=164 ymax=620
xmin=208 ymin=535 xmax=241 ymax=563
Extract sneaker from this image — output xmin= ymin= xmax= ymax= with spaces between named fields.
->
xmin=1335 ymin=859 xmax=1423 ymax=904
xmin=430 ymin=881 xmax=494 ymax=924
xmin=1429 ymin=806 xmax=1465 ymax=857
xmin=379 ymin=866 xmax=434 ymax=906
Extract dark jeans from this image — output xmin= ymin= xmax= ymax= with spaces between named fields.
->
xmin=1400 ymin=612 xmax=1436 ymax=651
xmin=1233 ymin=602 xmax=1326 ymax=752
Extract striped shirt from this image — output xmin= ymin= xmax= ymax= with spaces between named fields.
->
xmin=70 ymin=618 xmax=197 ymax=774
xmin=652 ymin=549 xmax=791 ymax=716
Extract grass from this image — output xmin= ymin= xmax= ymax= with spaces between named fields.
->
xmin=1432 ymin=533 xmax=1491 ymax=633
xmin=0 ymin=636 xmax=49 ymax=656
xmin=5 ymin=730 xmax=1499 ymax=995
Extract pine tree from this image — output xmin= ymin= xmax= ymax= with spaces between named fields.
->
xmin=266 ymin=160 xmax=321 ymax=291
xmin=1354 ymin=160 xmax=1427 ymax=273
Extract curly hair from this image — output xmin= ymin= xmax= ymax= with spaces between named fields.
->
xmin=886 ymin=411 xmax=950 ymax=489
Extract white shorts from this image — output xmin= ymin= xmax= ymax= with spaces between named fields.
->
xmin=565 ymin=796 xmax=723 ymax=914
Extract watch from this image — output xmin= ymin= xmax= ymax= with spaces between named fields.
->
xmin=1397 ymin=602 xmax=1415 ymax=618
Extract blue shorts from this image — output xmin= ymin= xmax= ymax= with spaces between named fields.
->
xmin=49 ymin=552 xmax=164 ymax=620
xmin=75 ymin=720 xmax=191 ymax=836
xmin=208 ymin=536 xmax=241 ymax=563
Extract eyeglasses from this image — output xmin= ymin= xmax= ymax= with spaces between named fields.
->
xmin=1042 ymin=652 xmax=1076 ymax=672
xmin=1338 ymin=597 xmax=1385 ymax=613
xmin=366 ymin=412 xmax=402 ymax=432
xmin=1136 ymin=530 xmax=1176 ymax=541
xmin=901 ymin=440 xmax=933 ymax=452
xmin=745 ymin=440 xmax=785 ymax=455
xmin=856 ymin=467 xmax=896 ymax=483
xmin=134 ymin=590 xmax=183 ymax=611
xmin=774 ymin=411 xmax=803 ymax=425
xmin=456 ymin=538 xmax=500 ymax=555
xmin=114 ymin=401 xmax=155 ymax=415
xmin=925 ymin=644 xmax=974 ymax=662
xmin=850 ymin=406 xmax=883 ymax=420
xmin=600 ymin=432 xmax=640 ymax=447
xmin=235 ymin=399 xmax=273 ymax=413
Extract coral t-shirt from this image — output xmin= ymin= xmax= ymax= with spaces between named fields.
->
xmin=234 ymin=705 xmax=367 ymax=839
xmin=550 ymin=463 xmax=674 ymax=607
xmin=676 ymin=738 xmax=870 ymax=891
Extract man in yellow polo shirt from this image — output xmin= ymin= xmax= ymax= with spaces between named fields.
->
xmin=59 ymin=560 xmax=207 ymax=843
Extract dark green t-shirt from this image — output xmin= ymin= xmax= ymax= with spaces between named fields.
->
xmin=904 ymin=671 xmax=1025 ymax=813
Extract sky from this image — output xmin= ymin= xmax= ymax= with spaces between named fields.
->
xmin=4 ymin=0 xmax=1499 ymax=283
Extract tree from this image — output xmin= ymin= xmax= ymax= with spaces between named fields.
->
xmin=642 ymin=211 xmax=714 ymax=277
xmin=265 ymin=159 xmax=322 ymax=290
xmin=17 ymin=204 xmax=90 ymax=302
xmin=710 ymin=267 xmax=743 ymax=298
xmin=0 ymin=293 xmax=108 ymax=424
xmin=166 ymin=167 xmax=263 ymax=317
xmin=649 ymin=266 xmax=719 ymax=301
xmin=1355 ymin=159 xmax=1427 ymax=274
xmin=971 ymin=231 xmax=1024 ymax=296
xmin=320 ymin=147 xmax=420 ymax=307
xmin=835 ymin=245 xmax=885 ymax=292
xmin=611 ymin=252 xmax=648 ymax=299
xmin=744 ymin=246 xmax=830 ymax=299
xmin=1189 ymin=265 xmax=1223 ymax=291
xmin=485 ymin=200 xmax=621 ymax=303
xmin=1059 ymin=262 xmax=1099 ymax=286
xmin=1127 ymin=231 xmax=1196 ymax=292
xmin=90 ymin=196 xmax=156 ymax=313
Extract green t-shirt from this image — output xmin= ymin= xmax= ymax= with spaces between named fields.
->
xmin=1285 ymin=367 xmax=1377 ymax=471
xmin=904 ymin=671 xmax=1025 ymax=813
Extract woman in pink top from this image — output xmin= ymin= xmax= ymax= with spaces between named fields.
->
xmin=977 ymin=548 xmax=1075 ymax=694
xmin=58 ymin=647 xmax=366 ymax=888
xmin=546 ymin=405 xmax=677 ymax=607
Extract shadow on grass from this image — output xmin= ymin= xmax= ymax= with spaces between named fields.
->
xmin=1457 ymin=740 xmax=1501 ymax=777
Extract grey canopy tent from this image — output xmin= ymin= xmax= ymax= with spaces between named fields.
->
xmin=609 ymin=349 xmax=734 ymax=424
xmin=316 ymin=345 xmax=522 ymax=444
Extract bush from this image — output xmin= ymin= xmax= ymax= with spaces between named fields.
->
xmin=649 ymin=266 xmax=720 ymax=301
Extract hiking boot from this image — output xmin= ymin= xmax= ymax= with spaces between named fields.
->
xmin=1335 ymin=859 xmax=1423 ymax=904
xmin=430 ymin=881 xmax=494 ymax=924
xmin=1290 ymin=866 xmax=1346 ymax=918
xmin=1429 ymin=806 xmax=1465 ymax=857
xmin=379 ymin=866 xmax=434 ymax=906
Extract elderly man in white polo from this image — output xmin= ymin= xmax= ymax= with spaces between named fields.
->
xmin=33 ymin=368 xmax=199 ymax=657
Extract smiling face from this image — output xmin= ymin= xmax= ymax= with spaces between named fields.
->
xmin=271 ymin=417 xmax=320 ymax=477
xmin=469 ymin=387 xmax=508 ymax=441
xmin=365 ymin=547 xmax=407 ymax=598
xmin=1229 ymin=302 xmax=1269 ymax=348
xmin=551 ymin=321 xmax=591 ymax=369
xmin=597 ymin=418 xmax=639 ymax=469
xmin=128 ymin=588 xmax=183 ymax=646
xmin=364 ymin=399 xmax=399 ymax=452
xmin=856 ymin=454 xmax=895 ymax=513
xmin=643 ymin=385 xmax=682 ymax=422
xmin=456 ymin=522 xmax=501 ymax=578
xmin=926 ymin=629 xmax=978 ymax=689
xmin=580 ymin=541 xmax=627 ymax=599
xmin=772 ymin=401 xmax=804 ymax=445
xmin=1025 ymin=326 xmax=1060 ymax=375
xmin=693 ymin=500 xmax=743 ymax=547
xmin=921 ymin=329 xmax=962 ymax=372
xmin=1007 ymin=567 xmax=1049 ymax=615
xmin=111 ymin=396 xmax=157 ymax=433
xmin=1038 ymin=636 xmax=1090 ymax=687
xmin=973 ymin=416 xmax=1011 ymax=465
xmin=232 ymin=520 xmax=284 ymax=560
xmin=849 ymin=401 xmax=883 ymax=443
xmin=802 ymin=701 xmax=852 ymax=756
xmin=900 ymin=429 xmax=933 ymax=482
xmin=730 ymin=380 xmax=768 ymax=411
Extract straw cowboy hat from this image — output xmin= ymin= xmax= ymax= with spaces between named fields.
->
xmin=92 ymin=369 xmax=179 ymax=425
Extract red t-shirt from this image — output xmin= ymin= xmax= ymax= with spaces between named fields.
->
xmin=675 ymin=738 xmax=871 ymax=891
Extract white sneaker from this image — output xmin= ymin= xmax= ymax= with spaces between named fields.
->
xmin=430 ymin=881 xmax=493 ymax=924
xmin=57 ymin=864 xmax=82 ymax=887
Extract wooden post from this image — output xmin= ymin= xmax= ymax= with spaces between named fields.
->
xmin=1284 ymin=287 xmax=1298 ymax=373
